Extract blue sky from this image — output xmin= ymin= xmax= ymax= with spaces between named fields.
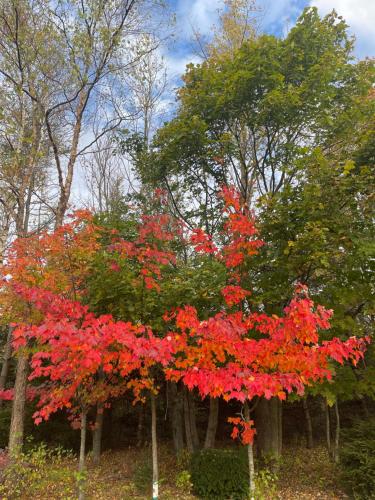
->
xmin=163 ymin=0 xmax=375 ymax=81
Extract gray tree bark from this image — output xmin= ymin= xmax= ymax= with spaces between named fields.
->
xmin=136 ymin=404 xmax=144 ymax=448
xmin=244 ymin=402 xmax=256 ymax=500
xmin=151 ymin=393 xmax=159 ymax=500
xmin=255 ymin=397 xmax=282 ymax=462
xmin=183 ymin=387 xmax=194 ymax=453
xmin=78 ymin=411 xmax=87 ymax=500
xmin=204 ymin=397 xmax=219 ymax=449
xmin=334 ymin=401 xmax=340 ymax=464
xmin=188 ymin=390 xmax=200 ymax=450
xmin=322 ymin=399 xmax=332 ymax=459
xmin=92 ymin=403 xmax=104 ymax=465
xmin=169 ymin=382 xmax=184 ymax=453
xmin=303 ymin=397 xmax=314 ymax=449
xmin=8 ymin=354 xmax=28 ymax=456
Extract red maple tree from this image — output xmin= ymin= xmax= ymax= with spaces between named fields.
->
xmin=165 ymin=187 xmax=368 ymax=444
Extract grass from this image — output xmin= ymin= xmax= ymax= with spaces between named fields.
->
xmin=0 ymin=443 xmax=348 ymax=499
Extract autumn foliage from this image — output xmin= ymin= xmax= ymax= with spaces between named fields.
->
xmin=0 ymin=188 xmax=369 ymax=445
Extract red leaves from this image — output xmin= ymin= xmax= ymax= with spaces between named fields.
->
xmin=221 ymin=285 xmax=251 ymax=306
xmin=228 ymin=417 xmax=256 ymax=445
xmin=2 ymin=186 xmax=369 ymax=445
xmin=107 ymin=212 xmax=177 ymax=295
xmin=175 ymin=306 xmax=200 ymax=332
xmin=168 ymin=286 xmax=368 ymax=418
xmin=10 ymin=283 xmax=177 ymax=424
xmin=191 ymin=228 xmax=218 ymax=254
xmin=166 ymin=187 xmax=368 ymax=441
xmin=0 ymin=389 xmax=13 ymax=401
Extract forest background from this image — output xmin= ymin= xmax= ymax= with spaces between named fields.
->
xmin=0 ymin=1 xmax=374 ymax=499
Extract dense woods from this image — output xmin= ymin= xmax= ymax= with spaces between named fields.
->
xmin=0 ymin=1 xmax=374 ymax=499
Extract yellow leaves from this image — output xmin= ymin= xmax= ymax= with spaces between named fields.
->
xmin=343 ymin=160 xmax=355 ymax=176
xmin=284 ymin=240 xmax=295 ymax=255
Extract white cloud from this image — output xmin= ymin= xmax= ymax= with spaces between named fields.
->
xmin=176 ymin=0 xmax=224 ymax=37
xmin=311 ymin=0 xmax=375 ymax=57
xmin=164 ymin=52 xmax=201 ymax=79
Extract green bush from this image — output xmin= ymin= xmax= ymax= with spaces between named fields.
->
xmin=175 ymin=469 xmax=193 ymax=493
xmin=190 ymin=448 xmax=249 ymax=500
xmin=340 ymin=417 xmax=375 ymax=500
xmin=0 ymin=441 xmax=76 ymax=499
xmin=133 ymin=459 xmax=152 ymax=494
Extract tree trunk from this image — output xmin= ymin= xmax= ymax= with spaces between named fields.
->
xmin=53 ymin=92 xmax=87 ymax=229
xmin=151 ymin=393 xmax=159 ymax=500
xmin=302 ymin=397 xmax=314 ymax=449
xmin=323 ymin=400 xmax=332 ymax=459
xmin=136 ymin=404 xmax=145 ymax=448
xmin=169 ymin=382 xmax=184 ymax=454
xmin=255 ymin=397 xmax=282 ymax=461
xmin=183 ymin=387 xmax=194 ymax=452
xmin=0 ymin=327 xmax=13 ymax=407
xmin=244 ymin=402 xmax=256 ymax=500
xmin=188 ymin=390 xmax=200 ymax=450
xmin=92 ymin=404 xmax=104 ymax=465
xmin=334 ymin=401 xmax=340 ymax=464
xmin=78 ymin=411 xmax=87 ymax=500
xmin=8 ymin=354 xmax=28 ymax=456
xmin=204 ymin=397 xmax=219 ymax=449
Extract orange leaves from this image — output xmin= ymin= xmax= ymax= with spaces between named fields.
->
xmin=228 ymin=417 xmax=256 ymax=445
xmin=191 ymin=228 xmax=218 ymax=254
xmin=175 ymin=306 xmax=200 ymax=332
xmin=107 ymin=212 xmax=177 ymax=296
xmin=0 ymin=210 xmax=102 ymax=324
xmin=221 ymin=285 xmax=251 ymax=306
xmin=1 ymin=185 xmax=369 ymax=446
xmin=8 ymin=280 xmax=178 ymax=424
xmin=187 ymin=184 xmax=263 ymax=270
xmin=221 ymin=186 xmax=241 ymax=211
xmin=166 ymin=187 xmax=367 ymax=437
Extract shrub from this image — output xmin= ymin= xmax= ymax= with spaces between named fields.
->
xmin=340 ymin=417 xmax=375 ymax=500
xmin=175 ymin=469 xmax=193 ymax=493
xmin=0 ymin=441 xmax=76 ymax=499
xmin=255 ymin=468 xmax=278 ymax=500
xmin=133 ymin=459 xmax=152 ymax=494
xmin=190 ymin=448 xmax=249 ymax=499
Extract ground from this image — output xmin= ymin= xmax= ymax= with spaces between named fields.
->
xmin=0 ymin=444 xmax=349 ymax=499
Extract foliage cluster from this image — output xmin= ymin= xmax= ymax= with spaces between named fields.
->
xmin=0 ymin=441 xmax=76 ymax=499
xmin=190 ymin=448 xmax=249 ymax=499
xmin=340 ymin=418 xmax=375 ymax=499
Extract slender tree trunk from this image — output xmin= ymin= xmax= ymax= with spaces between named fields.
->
xmin=169 ymin=382 xmax=184 ymax=454
xmin=92 ymin=404 xmax=104 ymax=465
xmin=136 ymin=404 xmax=144 ymax=448
xmin=78 ymin=411 xmax=87 ymax=500
xmin=323 ymin=400 xmax=332 ymax=459
xmin=183 ymin=387 xmax=194 ymax=453
xmin=8 ymin=354 xmax=28 ymax=456
xmin=278 ymin=399 xmax=282 ymax=455
xmin=188 ymin=390 xmax=200 ymax=450
xmin=53 ymin=91 xmax=88 ymax=228
xmin=204 ymin=397 xmax=219 ymax=449
xmin=244 ymin=402 xmax=255 ymax=500
xmin=0 ymin=327 xmax=13 ymax=407
xmin=334 ymin=401 xmax=340 ymax=464
xmin=151 ymin=393 xmax=159 ymax=500
xmin=303 ymin=398 xmax=314 ymax=449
